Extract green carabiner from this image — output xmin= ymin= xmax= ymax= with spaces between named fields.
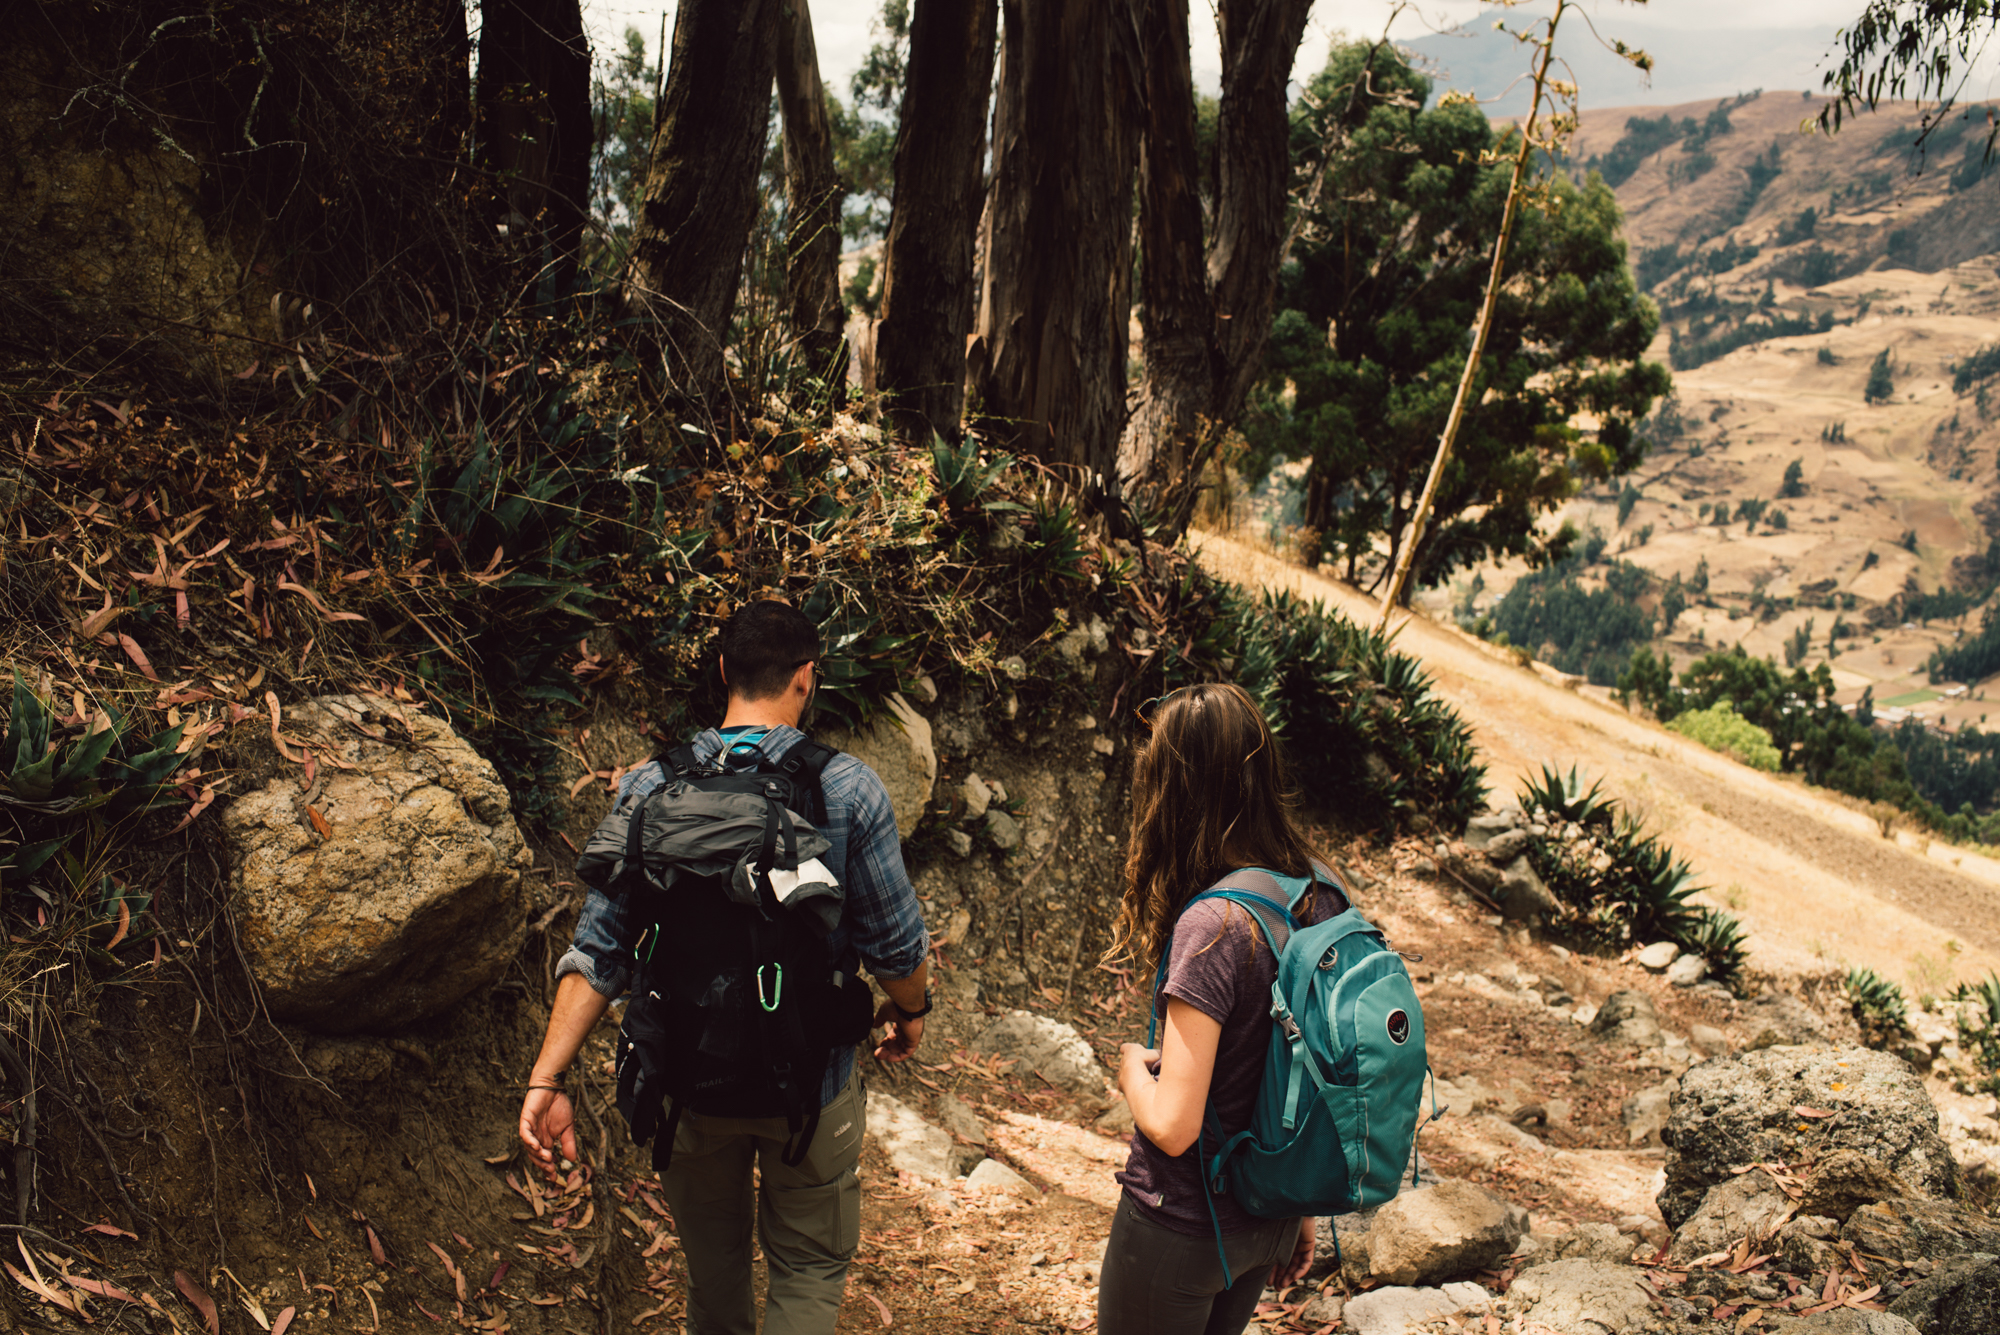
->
xmin=757 ymin=964 xmax=784 ymax=1013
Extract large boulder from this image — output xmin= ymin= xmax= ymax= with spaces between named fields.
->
xmin=1338 ymin=1286 xmax=1458 ymax=1335
xmin=819 ymin=692 xmax=936 ymax=839
xmin=224 ymin=695 xmax=529 ymax=1031
xmin=973 ymin=1011 xmax=1105 ymax=1098
xmin=1362 ymin=1179 xmax=1529 ymax=1285
xmin=1842 ymin=1195 xmax=2000 ymax=1264
xmin=1498 ymin=857 xmax=1560 ymax=922
xmin=1658 ymin=1045 xmax=1958 ymax=1229
xmin=1505 ymin=1259 xmax=1652 ymax=1335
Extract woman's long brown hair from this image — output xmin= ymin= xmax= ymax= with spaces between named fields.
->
xmin=1106 ymin=682 xmax=1324 ymax=969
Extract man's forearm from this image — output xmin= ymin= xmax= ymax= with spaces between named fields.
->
xmin=532 ymin=972 xmax=614 ymax=1082
xmin=878 ymin=963 xmax=929 ymax=1014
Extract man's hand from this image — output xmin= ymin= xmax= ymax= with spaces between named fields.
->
xmin=871 ymin=998 xmax=923 ymax=1062
xmin=518 ymin=1087 xmax=579 ymax=1181
xmin=1276 ymin=1216 xmax=1317 ymax=1288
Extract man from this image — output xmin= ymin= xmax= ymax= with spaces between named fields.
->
xmin=518 ymin=600 xmax=931 ymax=1335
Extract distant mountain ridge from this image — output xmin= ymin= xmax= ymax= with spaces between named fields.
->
xmin=1406 ymin=21 xmax=1842 ymax=116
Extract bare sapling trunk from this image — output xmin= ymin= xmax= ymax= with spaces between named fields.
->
xmin=623 ymin=0 xmax=784 ymax=413
xmin=1120 ymin=0 xmax=1312 ymax=533
xmin=476 ymin=0 xmax=594 ymax=297
xmin=774 ymin=0 xmax=849 ymax=398
xmin=969 ymin=0 xmax=1145 ymax=486
xmin=874 ymin=0 xmax=999 ymax=442
xmin=1373 ymin=4 xmax=1568 ymax=632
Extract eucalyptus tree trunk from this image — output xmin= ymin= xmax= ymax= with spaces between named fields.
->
xmin=874 ymin=0 xmax=999 ymax=441
xmin=476 ymin=0 xmax=593 ymax=296
xmin=623 ymin=0 xmax=783 ymax=410
xmin=774 ymin=0 xmax=849 ymax=395
xmin=969 ymin=0 xmax=1145 ymax=484
xmin=1120 ymin=0 xmax=1312 ymax=531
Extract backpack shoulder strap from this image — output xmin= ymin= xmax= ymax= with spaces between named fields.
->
xmin=773 ymin=736 xmax=839 ymax=783
xmin=660 ymin=744 xmax=704 ymax=779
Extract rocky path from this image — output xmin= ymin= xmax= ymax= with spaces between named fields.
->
xmin=1189 ymin=530 xmax=2000 ymax=991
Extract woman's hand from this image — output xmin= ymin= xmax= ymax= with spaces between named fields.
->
xmin=1116 ymin=1042 xmax=1160 ymax=1092
xmin=1275 ymin=1216 xmax=1317 ymax=1288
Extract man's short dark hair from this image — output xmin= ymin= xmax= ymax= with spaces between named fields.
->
xmin=719 ymin=601 xmax=821 ymax=701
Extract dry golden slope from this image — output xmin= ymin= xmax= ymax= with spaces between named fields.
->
xmin=1193 ymin=530 xmax=2000 ymax=999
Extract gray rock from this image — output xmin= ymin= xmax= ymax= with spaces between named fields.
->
xmin=1462 ymin=812 xmax=1519 ymax=849
xmin=819 ymin=692 xmax=937 ymax=839
xmin=1657 ymin=1045 xmax=1959 ymax=1229
xmin=1298 ymin=1292 xmax=1344 ymax=1325
xmin=1363 ymin=1179 xmax=1529 ymax=1285
xmin=1740 ymin=991 xmax=1838 ymax=1047
xmin=911 ymin=674 xmax=940 ymax=704
xmin=1498 ymin=857 xmax=1561 ymax=921
xmin=960 ymin=773 xmax=992 ymax=819
xmin=1590 ymin=990 xmax=1665 ymax=1048
xmin=1340 ymin=1286 xmax=1457 ymax=1335
xmin=1548 ymin=1222 xmax=1639 ymax=1266
xmin=867 ymin=1091 xmax=955 ymax=1182
xmin=1483 ymin=828 xmax=1532 ymax=864
xmin=1506 ymin=1259 xmax=1652 ymax=1334
xmin=1636 ymin=941 xmax=1681 ymax=972
xmin=1440 ymin=1281 xmax=1493 ymax=1313
xmin=1093 ymin=1099 xmax=1135 ymax=1137
xmin=1842 ymin=1195 xmax=2000 ymax=1265
xmin=1667 ymin=953 xmax=1710 ymax=987
xmin=936 ymin=1095 xmax=988 ymax=1148
xmin=1616 ymin=1214 xmax=1669 ymax=1251
xmin=224 ymin=695 xmax=529 ymax=1031
xmin=1622 ymin=1078 xmax=1679 ymax=1145
xmin=984 ymin=808 xmax=1022 ymax=851
xmin=1888 ymin=1252 xmax=2000 ymax=1335
xmin=1691 ymin=1024 xmax=1730 ymax=1054
xmin=965 ymin=1158 xmax=1032 ymax=1194
xmin=1667 ymin=1169 xmax=1801 ymax=1264
xmin=972 ymin=1010 xmax=1105 ymax=1097
xmin=1779 ymin=1313 xmax=1922 ymax=1335
xmin=944 ymin=828 xmax=973 ymax=857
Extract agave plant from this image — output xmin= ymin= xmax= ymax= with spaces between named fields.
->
xmin=1846 ymin=967 xmax=1913 ymax=1049
xmin=1 ymin=672 xmax=187 ymax=884
xmin=1683 ymin=908 xmax=1749 ymax=989
xmin=1953 ymin=971 xmax=2000 ymax=1092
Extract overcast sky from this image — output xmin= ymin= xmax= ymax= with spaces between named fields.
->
xmin=577 ymin=1 xmax=1999 ymax=110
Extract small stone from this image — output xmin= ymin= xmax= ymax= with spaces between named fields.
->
xmin=1548 ymin=944 xmax=1571 ymax=962
xmin=1622 ymin=1078 xmax=1679 ymax=1145
xmin=1027 ymin=1252 xmax=1048 ymax=1266
xmin=960 ymin=773 xmax=992 ymax=819
xmin=945 ymin=829 xmax=973 ymax=857
xmin=1440 ymin=1281 xmax=1493 ymax=1312
xmin=1667 ymin=953 xmax=1709 ymax=987
xmin=1690 ymin=1023 xmax=1729 ymax=1054
xmin=1636 ymin=941 xmax=1680 ymax=971
xmin=1412 ymin=857 xmax=1439 ymax=875
xmin=936 ymin=906 xmax=972 ymax=944
xmin=1589 ymin=990 xmax=1663 ymax=1047
xmin=1001 ymin=655 xmax=1027 ymax=681
xmin=1004 ymin=691 xmax=1020 ymax=720
xmin=1615 ymin=1214 xmax=1669 ymax=1250
xmin=1340 ymin=1286 xmax=1456 ymax=1335
xmin=984 ymin=809 xmax=1022 ymax=851
xmin=965 ymin=1158 xmax=1032 ymax=1194
xmin=1079 ymin=714 xmax=1097 ymax=730
xmin=1091 ymin=736 xmax=1114 ymax=755
xmin=973 ymin=1010 xmax=1105 ymax=1097
xmin=1483 ymin=828 xmax=1532 ymax=863
xmin=912 ymin=674 xmax=940 ymax=704
xmin=1298 ymin=1292 xmax=1344 ymax=1325
xmin=936 ymin=1094 xmax=989 ymax=1148
xmin=1093 ymin=1099 xmax=1136 ymax=1136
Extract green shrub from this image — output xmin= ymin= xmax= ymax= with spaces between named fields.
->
xmin=1517 ymin=764 xmax=1746 ymax=987
xmin=1955 ymin=972 xmax=2000 ymax=1095
xmin=1846 ymin=966 xmax=1913 ymax=1049
xmin=1197 ymin=588 xmax=1488 ymax=834
xmin=1668 ymin=700 xmax=1782 ymax=771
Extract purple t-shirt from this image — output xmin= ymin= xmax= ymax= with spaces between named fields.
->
xmin=1116 ymin=875 xmax=1348 ymax=1235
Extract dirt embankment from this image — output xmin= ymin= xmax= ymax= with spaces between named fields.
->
xmin=1193 ymin=529 xmax=2000 ymax=995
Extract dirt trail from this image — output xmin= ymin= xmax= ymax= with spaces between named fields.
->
xmin=1191 ymin=531 xmax=2000 ymax=992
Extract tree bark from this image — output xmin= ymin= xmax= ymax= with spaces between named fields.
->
xmin=969 ymin=0 xmax=1145 ymax=484
xmin=624 ymin=0 xmax=784 ymax=411
xmin=1119 ymin=0 xmax=1312 ymax=526
xmin=476 ymin=0 xmax=593 ymax=296
xmin=874 ymin=0 xmax=999 ymax=442
xmin=774 ymin=0 xmax=849 ymax=396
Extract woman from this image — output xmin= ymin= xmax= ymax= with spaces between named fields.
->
xmin=1098 ymin=683 xmax=1347 ymax=1335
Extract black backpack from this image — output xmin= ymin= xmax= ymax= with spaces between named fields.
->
xmin=594 ymin=737 xmax=876 ymax=1170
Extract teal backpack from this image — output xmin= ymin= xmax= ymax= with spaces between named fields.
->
xmin=1150 ymin=865 xmax=1436 ymax=1270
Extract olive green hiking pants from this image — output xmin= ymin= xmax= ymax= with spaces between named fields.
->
xmin=663 ymin=1075 xmax=865 ymax=1335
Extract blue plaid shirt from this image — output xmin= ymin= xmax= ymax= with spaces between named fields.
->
xmin=557 ymin=725 xmax=930 ymax=1106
